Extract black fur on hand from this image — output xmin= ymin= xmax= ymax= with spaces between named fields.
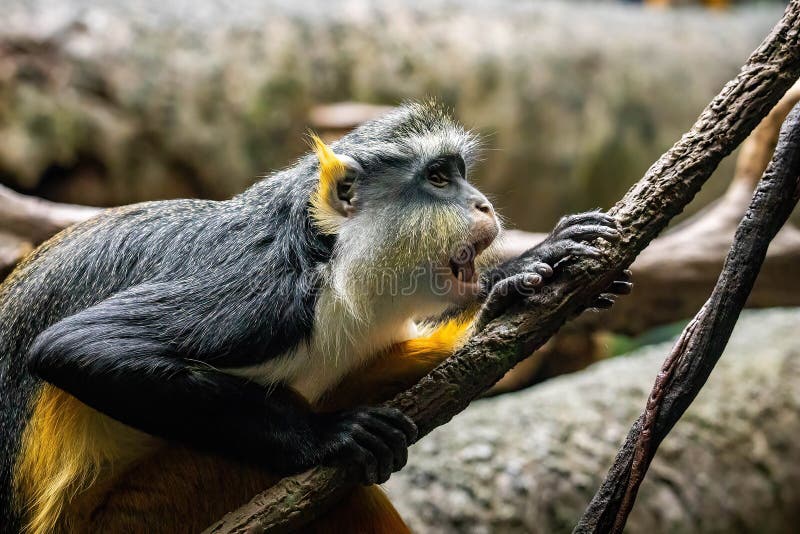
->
xmin=318 ymin=407 xmax=418 ymax=485
xmin=476 ymin=210 xmax=627 ymax=329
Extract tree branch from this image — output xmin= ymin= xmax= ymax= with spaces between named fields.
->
xmin=0 ymin=184 xmax=101 ymax=244
xmin=205 ymin=3 xmax=800 ymax=532
xmin=574 ymin=99 xmax=800 ymax=534
xmin=0 ymin=184 xmax=101 ymax=279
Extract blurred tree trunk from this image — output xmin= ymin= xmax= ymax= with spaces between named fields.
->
xmin=491 ymin=81 xmax=800 ymax=392
xmin=0 ymin=0 xmax=783 ymax=230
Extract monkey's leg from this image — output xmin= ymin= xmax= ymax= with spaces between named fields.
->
xmin=72 ymin=445 xmax=278 ymax=534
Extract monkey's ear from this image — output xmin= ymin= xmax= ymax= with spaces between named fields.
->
xmin=308 ymin=134 xmax=360 ymax=234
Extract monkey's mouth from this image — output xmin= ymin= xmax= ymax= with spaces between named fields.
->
xmin=449 ymin=256 xmax=477 ymax=284
xmin=448 ymin=236 xmax=493 ymax=285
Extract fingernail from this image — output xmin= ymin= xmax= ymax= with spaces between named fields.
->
xmin=525 ymin=274 xmax=542 ymax=287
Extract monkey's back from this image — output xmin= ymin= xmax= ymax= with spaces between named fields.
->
xmin=0 ymin=198 xmax=230 ymax=530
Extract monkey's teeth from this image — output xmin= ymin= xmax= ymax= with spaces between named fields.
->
xmin=449 ymin=259 xmax=460 ymax=279
xmin=449 ymin=258 xmax=477 ymax=284
xmin=462 ymin=261 xmax=476 ymax=283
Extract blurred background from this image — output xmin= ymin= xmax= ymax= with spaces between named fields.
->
xmin=0 ymin=0 xmax=785 ymax=220
xmin=2 ymin=0 xmax=800 ymax=532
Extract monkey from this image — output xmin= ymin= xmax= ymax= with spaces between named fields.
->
xmin=0 ymin=101 xmax=630 ymax=534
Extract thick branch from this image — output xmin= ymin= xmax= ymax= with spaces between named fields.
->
xmin=575 ymin=100 xmax=800 ymax=534
xmin=503 ymin=220 xmax=800 ymax=338
xmin=205 ymin=3 xmax=800 ymax=532
xmin=0 ymin=184 xmax=100 ymax=244
xmin=0 ymin=185 xmax=101 ymax=279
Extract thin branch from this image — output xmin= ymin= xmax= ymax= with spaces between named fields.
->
xmin=205 ymin=3 xmax=800 ymax=532
xmin=575 ymin=100 xmax=800 ymax=534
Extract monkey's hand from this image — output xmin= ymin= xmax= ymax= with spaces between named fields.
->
xmin=476 ymin=210 xmax=631 ymax=329
xmin=319 ymin=406 xmax=418 ymax=485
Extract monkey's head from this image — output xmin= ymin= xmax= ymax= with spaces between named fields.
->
xmin=308 ymin=101 xmax=501 ymax=321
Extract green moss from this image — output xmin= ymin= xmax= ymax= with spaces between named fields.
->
xmin=610 ymin=319 xmax=692 ymax=358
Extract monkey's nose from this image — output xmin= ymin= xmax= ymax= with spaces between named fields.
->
xmin=469 ymin=197 xmax=499 ymax=250
xmin=474 ymin=200 xmax=493 ymax=216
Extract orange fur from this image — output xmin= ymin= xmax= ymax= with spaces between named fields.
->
xmin=81 ymin=445 xmax=280 ymax=533
xmin=308 ymin=485 xmax=410 ymax=534
xmin=14 ymin=386 xmax=156 ymax=534
xmin=79 ymin=446 xmax=407 ymax=534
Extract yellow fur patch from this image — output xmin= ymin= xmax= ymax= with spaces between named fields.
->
xmin=14 ymin=385 xmax=155 ymax=534
xmin=403 ymin=317 xmax=473 ymax=359
xmin=308 ymin=133 xmax=348 ymax=234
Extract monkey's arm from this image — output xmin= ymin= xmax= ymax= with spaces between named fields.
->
xmin=27 ymin=281 xmax=416 ymax=482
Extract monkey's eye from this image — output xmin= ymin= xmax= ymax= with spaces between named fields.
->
xmin=337 ymin=169 xmax=357 ymax=202
xmin=426 ymin=164 xmax=451 ymax=188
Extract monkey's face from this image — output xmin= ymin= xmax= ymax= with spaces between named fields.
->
xmin=310 ymin=103 xmax=501 ymax=320
xmin=349 ymin=152 xmax=500 ymax=307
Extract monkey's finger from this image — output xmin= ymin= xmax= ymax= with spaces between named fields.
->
xmin=590 ymin=294 xmax=616 ymax=310
xmin=559 ymin=223 xmax=621 ymax=243
xmin=531 ymin=262 xmax=553 ymax=278
xmin=475 ymin=298 xmax=507 ymax=331
xmin=357 ymin=415 xmax=409 ymax=471
xmin=475 ymin=273 xmax=543 ymax=331
xmin=554 ymin=211 xmax=618 ymax=233
xmin=607 ymin=280 xmax=633 ymax=296
xmin=346 ymin=437 xmax=379 ymax=486
xmin=369 ymin=407 xmax=418 ymax=444
xmin=514 ymin=272 xmax=543 ymax=291
xmin=553 ymin=241 xmax=602 ymax=259
xmin=351 ymin=426 xmax=394 ymax=484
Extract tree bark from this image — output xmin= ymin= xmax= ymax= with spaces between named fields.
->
xmin=204 ymin=2 xmax=800 ymax=532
